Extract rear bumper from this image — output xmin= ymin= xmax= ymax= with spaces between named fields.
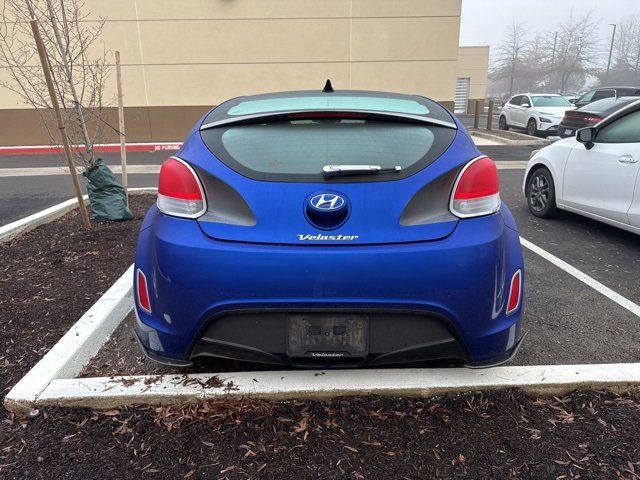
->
xmin=134 ymin=205 xmax=525 ymax=368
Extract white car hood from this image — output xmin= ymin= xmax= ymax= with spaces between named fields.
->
xmin=536 ymin=106 xmax=575 ymax=116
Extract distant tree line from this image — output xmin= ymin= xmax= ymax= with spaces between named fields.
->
xmin=488 ymin=11 xmax=640 ymax=101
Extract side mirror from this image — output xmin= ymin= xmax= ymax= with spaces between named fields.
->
xmin=521 ymin=103 xmax=531 ymax=108
xmin=576 ymin=127 xmax=595 ymax=150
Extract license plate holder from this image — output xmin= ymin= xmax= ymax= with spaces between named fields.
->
xmin=287 ymin=315 xmax=368 ymax=358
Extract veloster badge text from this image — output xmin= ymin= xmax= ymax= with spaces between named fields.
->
xmin=297 ymin=234 xmax=359 ymax=241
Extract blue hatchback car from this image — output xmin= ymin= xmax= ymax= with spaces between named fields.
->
xmin=134 ymin=86 xmax=525 ymax=369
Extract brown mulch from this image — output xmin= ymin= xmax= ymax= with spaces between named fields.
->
xmin=2 ymin=194 xmax=640 ymax=479
xmin=2 ymin=390 xmax=640 ymax=479
xmin=0 ymin=195 xmax=155 ymax=396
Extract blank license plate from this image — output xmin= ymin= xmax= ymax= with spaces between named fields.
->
xmin=287 ymin=315 xmax=368 ymax=358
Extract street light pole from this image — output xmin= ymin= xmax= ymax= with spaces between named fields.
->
xmin=605 ymin=23 xmax=617 ymax=84
xmin=551 ymin=31 xmax=558 ymax=92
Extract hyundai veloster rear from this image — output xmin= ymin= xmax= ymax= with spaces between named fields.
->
xmin=134 ymin=88 xmax=525 ymax=368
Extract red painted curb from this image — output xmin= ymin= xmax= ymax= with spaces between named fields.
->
xmin=0 ymin=142 xmax=183 ymax=156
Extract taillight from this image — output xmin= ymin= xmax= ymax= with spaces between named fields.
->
xmin=136 ymin=269 xmax=152 ymax=314
xmin=450 ymin=156 xmax=500 ymax=218
xmin=506 ymin=270 xmax=521 ymax=315
xmin=157 ymin=157 xmax=206 ymax=218
xmin=583 ymin=115 xmax=603 ymax=124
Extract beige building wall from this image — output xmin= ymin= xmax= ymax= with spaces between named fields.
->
xmin=456 ymin=46 xmax=490 ymax=113
xmin=0 ymin=0 xmax=465 ymax=144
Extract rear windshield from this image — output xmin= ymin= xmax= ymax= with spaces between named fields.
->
xmin=579 ymin=97 xmax=617 ymax=112
xmin=226 ymin=96 xmax=430 ymax=116
xmin=200 ymin=118 xmax=456 ymax=182
xmin=581 ymin=97 xmax=640 ymax=114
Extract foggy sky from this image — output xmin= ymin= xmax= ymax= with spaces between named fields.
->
xmin=460 ymin=0 xmax=640 ymax=60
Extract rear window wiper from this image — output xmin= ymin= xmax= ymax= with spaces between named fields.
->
xmin=322 ymin=164 xmax=402 ymax=177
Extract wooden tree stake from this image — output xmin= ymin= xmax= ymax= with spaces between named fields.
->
xmin=115 ymin=51 xmax=128 ymax=205
xmin=30 ymin=19 xmax=90 ymax=229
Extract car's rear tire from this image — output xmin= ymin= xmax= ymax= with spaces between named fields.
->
xmin=526 ymin=118 xmax=539 ymax=137
xmin=499 ymin=115 xmax=509 ymax=130
xmin=526 ymin=167 xmax=557 ymax=218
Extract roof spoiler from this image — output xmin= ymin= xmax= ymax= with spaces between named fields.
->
xmin=200 ymin=110 xmax=458 ymax=131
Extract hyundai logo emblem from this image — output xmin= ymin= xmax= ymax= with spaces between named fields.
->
xmin=309 ymin=193 xmax=346 ymax=211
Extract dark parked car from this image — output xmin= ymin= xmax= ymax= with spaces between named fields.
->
xmin=572 ymin=86 xmax=640 ymax=109
xmin=558 ymin=96 xmax=640 ymax=138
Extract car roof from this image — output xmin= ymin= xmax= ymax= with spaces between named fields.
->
xmin=595 ymin=86 xmax=640 ymax=90
xmin=510 ymin=93 xmax=562 ymax=98
xmin=578 ymin=96 xmax=640 ymax=113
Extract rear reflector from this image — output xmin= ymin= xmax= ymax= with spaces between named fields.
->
xmin=506 ymin=270 xmax=521 ymax=315
xmin=136 ymin=269 xmax=152 ymax=314
xmin=157 ymin=157 xmax=206 ymax=218
xmin=450 ymin=156 xmax=500 ymax=218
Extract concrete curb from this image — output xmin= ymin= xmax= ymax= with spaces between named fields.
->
xmin=0 ymin=187 xmax=157 ymax=244
xmin=4 ymin=186 xmax=640 ymax=413
xmin=3 ymin=265 xmax=135 ymax=413
xmin=0 ymin=165 xmax=161 ymax=178
xmin=470 ymin=129 xmax=552 ymax=146
xmin=34 ymin=363 xmax=640 ymax=410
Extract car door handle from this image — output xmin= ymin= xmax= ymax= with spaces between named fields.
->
xmin=618 ymin=155 xmax=638 ymax=164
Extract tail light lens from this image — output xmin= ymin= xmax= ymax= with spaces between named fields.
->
xmin=157 ymin=157 xmax=206 ymax=218
xmin=136 ymin=269 xmax=152 ymax=314
xmin=506 ymin=270 xmax=522 ymax=315
xmin=450 ymin=156 xmax=500 ymax=218
xmin=583 ymin=115 xmax=603 ymax=124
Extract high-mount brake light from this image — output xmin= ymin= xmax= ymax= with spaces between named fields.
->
xmin=506 ymin=270 xmax=522 ymax=315
xmin=136 ymin=269 xmax=152 ymax=314
xmin=450 ymin=156 xmax=501 ymax=218
xmin=157 ymin=157 xmax=206 ymax=218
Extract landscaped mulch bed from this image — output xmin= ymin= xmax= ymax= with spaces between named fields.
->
xmin=3 ymin=193 xmax=640 ymax=480
xmin=2 ymin=390 xmax=639 ymax=479
xmin=0 ymin=194 xmax=155 ymax=396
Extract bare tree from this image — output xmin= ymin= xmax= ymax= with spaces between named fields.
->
xmin=550 ymin=11 xmax=601 ymax=93
xmin=0 ymin=0 xmax=110 ymax=169
xmin=491 ymin=22 xmax=529 ymax=97
xmin=519 ymin=34 xmax=553 ymax=92
xmin=0 ymin=0 xmax=131 ymax=221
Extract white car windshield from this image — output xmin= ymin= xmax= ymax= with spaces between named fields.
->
xmin=531 ymin=96 xmax=572 ymax=107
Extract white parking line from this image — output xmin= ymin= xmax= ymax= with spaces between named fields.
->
xmin=520 ymin=237 xmax=640 ymax=318
xmin=496 ymin=161 xmax=527 ymax=170
xmin=0 ymin=164 xmax=161 ymax=177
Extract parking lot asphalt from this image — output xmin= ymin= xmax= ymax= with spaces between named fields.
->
xmin=3 ymin=145 xmax=640 ymax=367
xmin=496 ymin=166 xmax=640 ymax=365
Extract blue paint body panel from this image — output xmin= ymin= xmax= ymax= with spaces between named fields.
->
xmin=133 ymin=93 xmax=525 ymax=366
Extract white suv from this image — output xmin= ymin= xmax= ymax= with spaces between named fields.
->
xmin=499 ymin=93 xmax=575 ymax=137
